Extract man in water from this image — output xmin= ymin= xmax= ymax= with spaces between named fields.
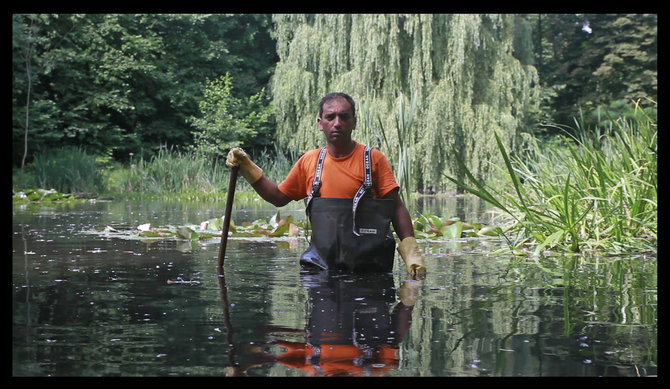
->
xmin=226 ymin=92 xmax=425 ymax=276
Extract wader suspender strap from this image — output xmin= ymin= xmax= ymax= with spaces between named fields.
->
xmin=304 ymin=146 xmax=374 ymax=237
xmin=304 ymin=147 xmax=328 ymax=214
xmin=303 ymin=147 xmax=328 ymax=240
xmin=352 ymin=146 xmax=374 ymax=236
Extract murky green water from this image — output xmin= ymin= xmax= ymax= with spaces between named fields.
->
xmin=13 ymin=198 xmax=657 ymax=376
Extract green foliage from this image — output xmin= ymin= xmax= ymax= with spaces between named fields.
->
xmin=412 ymin=214 xmax=501 ymax=240
xmin=272 ymin=14 xmax=540 ymax=192
xmin=24 ymin=146 xmax=104 ymax=196
xmin=107 ymin=147 xmax=231 ymax=197
xmin=13 ymin=188 xmax=77 ymax=204
xmin=360 ymin=93 xmax=417 ymax=202
xmin=12 ymin=14 xmax=277 ymax=165
xmin=446 ymin=101 xmax=657 ymax=255
xmin=189 ymin=73 xmax=273 ymax=162
xmin=527 ymin=13 xmax=657 ymax=127
xmin=93 ymin=211 xmax=304 ymax=243
xmin=12 ymin=13 xmax=657 ymax=201
xmin=92 ymin=208 xmax=497 ymax=245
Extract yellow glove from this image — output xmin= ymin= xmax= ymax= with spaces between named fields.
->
xmin=226 ymin=148 xmax=263 ymax=184
xmin=397 ymin=237 xmax=426 ymax=277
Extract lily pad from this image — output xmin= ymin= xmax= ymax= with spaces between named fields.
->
xmin=176 ymin=226 xmax=198 ymax=240
xmin=87 ymin=209 xmax=502 ymax=245
xmin=441 ymin=221 xmax=463 ymax=239
xmin=411 ymin=214 xmax=501 ymax=240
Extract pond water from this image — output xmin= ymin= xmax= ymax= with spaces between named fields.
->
xmin=13 ymin=198 xmax=657 ymax=377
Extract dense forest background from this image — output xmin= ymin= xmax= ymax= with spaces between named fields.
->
xmin=12 ymin=14 xmax=657 ymax=193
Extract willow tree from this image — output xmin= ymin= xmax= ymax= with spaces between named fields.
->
xmin=271 ymin=14 xmax=539 ymax=192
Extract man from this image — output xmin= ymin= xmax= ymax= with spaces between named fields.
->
xmin=226 ymin=92 xmax=425 ymax=276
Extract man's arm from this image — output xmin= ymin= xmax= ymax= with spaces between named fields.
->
xmin=226 ymin=148 xmax=293 ymax=208
xmin=383 ymin=188 xmax=414 ymax=240
xmin=251 ymin=176 xmax=293 ymax=207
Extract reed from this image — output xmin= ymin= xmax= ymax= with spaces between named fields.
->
xmin=105 ymin=145 xmax=301 ymax=200
xmin=27 ymin=146 xmax=104 ymax=196
xmin=446 ymin=101 xmax=657 ymax=255
xmin=359 ymin=94 xmax=417 ymax=203
xmin=109 ymin=147 xmax=229 ymax=198
xmin=394 ymin=93 xmax=417 ymax=204
xmin=255 ymin=143 xmax=299 ymax=185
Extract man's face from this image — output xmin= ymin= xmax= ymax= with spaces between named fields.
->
xmin=318 ymin=97 xmax=357 ymax=146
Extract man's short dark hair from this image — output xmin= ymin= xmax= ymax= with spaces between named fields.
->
xmin=318 ymin=92 xmax=356 ymax=118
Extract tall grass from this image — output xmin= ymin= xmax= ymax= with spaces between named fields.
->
xmin=109 ymin=147 xmax=230 ymax=198
xmin=19 ymin=144 xmax=299 ymax=201
xmin=254 ymin=143 xmax=299 ymax=185
xmin=25 ymin=146 xmax=104 ymax=196
xmin=446 ymin=102 xmax=657 ymax=255
xmin=359 ymin=93 xmax=417 ymax=203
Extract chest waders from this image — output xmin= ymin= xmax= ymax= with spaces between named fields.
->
xmin=300 ymin=147 xmax=396 ymax=273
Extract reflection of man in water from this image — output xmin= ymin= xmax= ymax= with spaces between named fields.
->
xmin=231 ymin=273 xmax=421 ymax=377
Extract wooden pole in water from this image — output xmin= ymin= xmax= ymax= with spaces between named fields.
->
xmin=218 ymin=166 xmax=239 ymax=269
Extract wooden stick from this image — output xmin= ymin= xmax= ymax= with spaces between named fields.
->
xmin=217 ymin=166 xmax=239 ymax=268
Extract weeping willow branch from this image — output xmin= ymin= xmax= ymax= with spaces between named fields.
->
xmin=271 ymin=14 xmax=540 ymax=192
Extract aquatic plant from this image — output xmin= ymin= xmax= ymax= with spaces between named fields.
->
xmin=445 ymin=102 xmax=657 ymax=255
xmin=12 ymin=188 xmax=77 ymax=204
xmin=22 ymin=146 xmax=104 ymax=196
xmin=90 ymin=210 xmax=496 ymax=244
xmin=107 ymin=147 xmax=229 ymax=197
xmin=95 ymin=211 xmax=304 ymax=243
xmin=412 ymin=213 xmax=500 ymax=240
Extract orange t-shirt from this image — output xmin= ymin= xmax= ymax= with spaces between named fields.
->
xmin=278 ymin=142 xmax=399 ymax=201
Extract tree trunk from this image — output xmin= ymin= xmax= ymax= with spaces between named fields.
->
xmin=18 ymin=30 xmax=32 ymax=189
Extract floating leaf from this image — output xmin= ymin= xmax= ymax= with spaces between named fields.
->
xmin=288 ymin=223 xmax=300 ymax=237
xmin=269 ymin=223 xmax=288 ymax=237
xmin=206 ymin=217 xmax=223 ymax=231
xmin=176 ymin=226 xmax=199 ymax=240
xmin=92 ymin=209 xmax=504 ymax=245
xmin=139 ymin=230 xmax=173 ymax=238
xmin=462 ymin=222 xmax=477 ymax=230
xmin=269 ymin=211 xmax=281 ymax=228
xmin=422 ymin=214 xmax=443 ymax=229
xmin=413 ymin=218 xmax=425 ymax=231
xmin=442 ymin=221 xmax=463 ymax=239
xmin=477 ymin=226 xmax=501 ymax=237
